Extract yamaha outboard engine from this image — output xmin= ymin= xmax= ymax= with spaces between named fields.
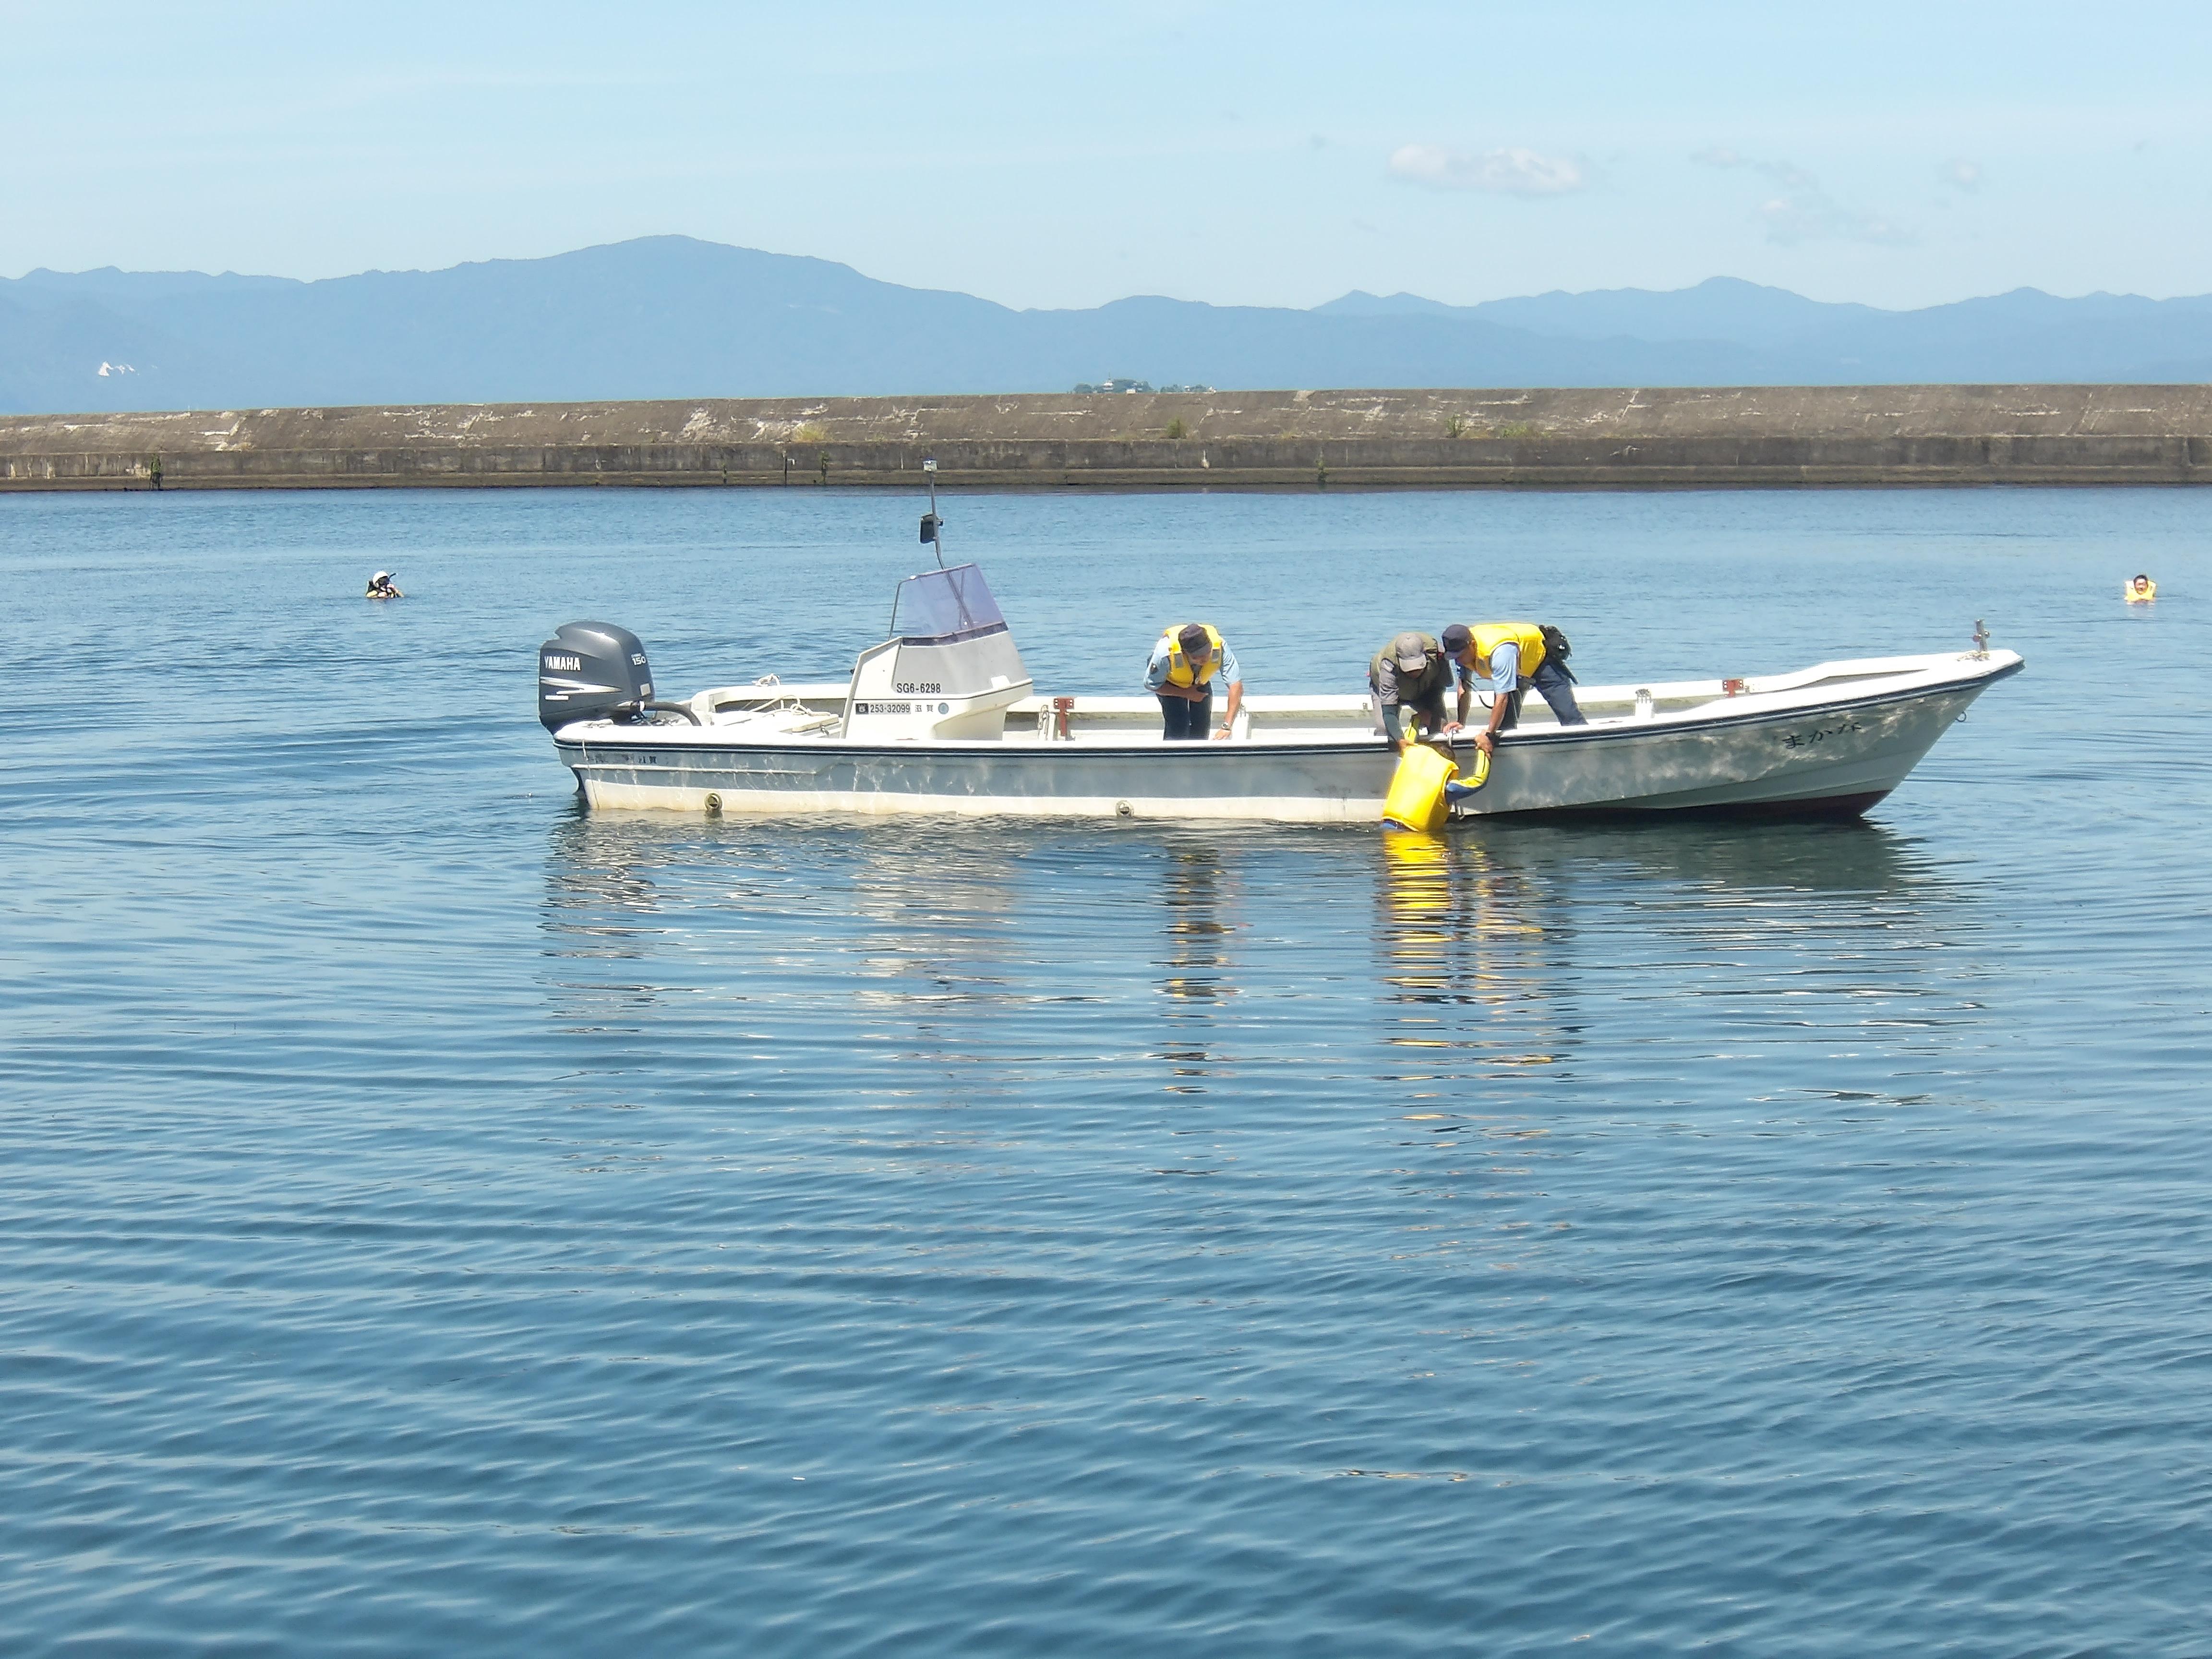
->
xmin=538 ymin=621 xmax=653 ymax=732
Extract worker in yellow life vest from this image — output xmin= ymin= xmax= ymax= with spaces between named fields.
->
xmin=2126 ymin=573 xmax=2157 ymax=602
xmin=1143 ymin=623 xmax=1245 ymax=741
xmin=1442 ymin=621 xmax=1587 ymax=756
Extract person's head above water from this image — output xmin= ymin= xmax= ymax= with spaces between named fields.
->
xmin=2132 ymin=573 xmax=2152 ymax=588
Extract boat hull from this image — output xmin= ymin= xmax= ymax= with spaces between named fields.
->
xmin=560 ymin=733 xmax=1392 ymax=821
xmin=1462 ymin=674 xmax=1993 ymax=816
xmin=552 ymin=655 xmax=2021 ymax=823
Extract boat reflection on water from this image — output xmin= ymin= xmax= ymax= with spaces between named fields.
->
xmin=535 ymin=805 xmax=1977 ymax=1128
xmin=1370 ymin=814 xmax=1971 ymax=1110
xmin=539 ymin=807 xmax=682 ymax=1036
xmin=1154 ymin=843 xmax=1241 ymax=1095
xmin=540 ymin=805 xmax=1036 ymax=1020
xmin=1510 ymin=814 xmax=1942 ymax=897
xmin=841 ymin=831 xmax=1024 ymax=1018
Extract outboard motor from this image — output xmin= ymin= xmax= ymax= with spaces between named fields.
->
xmin=538 ymin=621 xmax=653 ymax=732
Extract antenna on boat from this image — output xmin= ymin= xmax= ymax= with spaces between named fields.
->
xmin=920 ymin=457 xmax=946 ymax=569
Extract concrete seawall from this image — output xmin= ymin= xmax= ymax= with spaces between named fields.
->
xmin=8 ymin=385 xmax=2212 ymax=491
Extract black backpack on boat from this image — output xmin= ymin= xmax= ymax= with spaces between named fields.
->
xmin=1539 ymin=624 xmax=1576 ymax=682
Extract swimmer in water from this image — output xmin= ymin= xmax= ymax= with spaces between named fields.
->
xmin=366 ymin=571 xmax=403 ymax=599
xmin=2125 ymin=573 xmax=2156 ymax=603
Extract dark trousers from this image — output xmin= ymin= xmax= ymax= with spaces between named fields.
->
xmin=1158 ymin=688 xmax=1213 ymax=740
xmin=1498 ymin=659 xmax=1588 ymax=731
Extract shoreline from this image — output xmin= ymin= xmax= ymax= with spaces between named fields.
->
xmin=8 ymin=385 xmax=2212 ymax=492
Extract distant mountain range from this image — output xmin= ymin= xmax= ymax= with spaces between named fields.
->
xmin=6 ymin=235 xmax=2212 ymax=415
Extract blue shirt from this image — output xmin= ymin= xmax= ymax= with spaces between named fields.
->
xmin=1448 ymin=641 xmax=1522 ymax=697
xmin=1144 ymin=634 xmax=1242 ymax=692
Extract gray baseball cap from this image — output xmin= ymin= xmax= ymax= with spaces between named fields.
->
xmin=1391 ymin=632 xmax=1431 ymax=671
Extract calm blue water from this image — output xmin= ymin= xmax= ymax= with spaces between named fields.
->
xmin=4 ymin=484 xmax=2209 ymax=1656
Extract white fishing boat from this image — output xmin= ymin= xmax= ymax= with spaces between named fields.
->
xmin=535 ymin=485 xmax=2022 ymax=823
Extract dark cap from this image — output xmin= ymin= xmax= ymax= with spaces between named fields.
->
xmin=1391 ymin=631 xmax=1431 ymax=672
xmin=1177 ymin=624 xmax=1211 ymax=654
xmin=1440 ymin=623 xmax=1471 ymax=653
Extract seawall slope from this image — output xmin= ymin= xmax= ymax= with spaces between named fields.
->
xmin=7 ymin=385 xmax=2212 ymax=490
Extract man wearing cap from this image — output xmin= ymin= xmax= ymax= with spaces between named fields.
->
xmin=1443 ymin=621 xmax=1586 ymax=757
xmin=1143 ymin=622 xmax=1245 ymax=741
xmin=365 ymin=571 xmax=403 ymax=599
xmin=1369 ymin=630 xmax=1455 ymax=754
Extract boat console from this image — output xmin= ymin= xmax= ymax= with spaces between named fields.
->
xmin=841 ymin=563 xmax=1033 ymax=741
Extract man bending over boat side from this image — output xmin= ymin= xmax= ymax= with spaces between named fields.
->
xmin=1145 ymin=623 xmax=1245 ymax=741
xmin=1445 ymin=622 xmax=1586 ymax=757
xmin=1370 ymin=631 xmax=1455 ymax=755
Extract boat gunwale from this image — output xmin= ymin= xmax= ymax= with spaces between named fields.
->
xmin=553 ymin=653 xmax=2023 ymax=765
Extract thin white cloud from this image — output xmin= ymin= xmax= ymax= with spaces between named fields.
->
xmin=1694 ymin=148 xmax=1915 ymax=247
xmin=1941 ymin=158 xmax=1983 ymax=191
xmin=1389 ymin=143 xmax=1586 ymax=195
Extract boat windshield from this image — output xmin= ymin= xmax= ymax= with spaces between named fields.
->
xmin=890 ymin=563 xmax=1006 ymax=643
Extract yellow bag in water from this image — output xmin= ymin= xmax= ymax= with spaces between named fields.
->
xmin=1382 ymin=743 xmax=1456 ymax=831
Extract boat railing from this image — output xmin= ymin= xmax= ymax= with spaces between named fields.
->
xmin=661 ymin=653 xmax=2003 ymax=739
xmin=1002 ymin=692 xmax=1376 ymax=744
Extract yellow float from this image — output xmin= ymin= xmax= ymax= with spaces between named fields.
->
xmin=1381 ymin=743 xmax=1489 ymax=831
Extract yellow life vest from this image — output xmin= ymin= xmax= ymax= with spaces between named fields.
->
xmin=1469 ymin=623 xmax=1546 ymax=678
xmin=1161 ymin=623 xmax=1225 ymax=687
xmin=2126 ymin=579 xmax=2157 ymax=602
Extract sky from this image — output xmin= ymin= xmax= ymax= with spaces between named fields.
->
xmin=3 ymin=0 xmax=2207 ymax=312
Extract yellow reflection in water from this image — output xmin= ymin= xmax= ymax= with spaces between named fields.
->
xmin=1375 ymin=830 xmax=1571 ymax=1086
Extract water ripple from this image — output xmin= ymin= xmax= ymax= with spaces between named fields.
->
xmin=4 ymin=487 xmax=2210 ymax=1654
